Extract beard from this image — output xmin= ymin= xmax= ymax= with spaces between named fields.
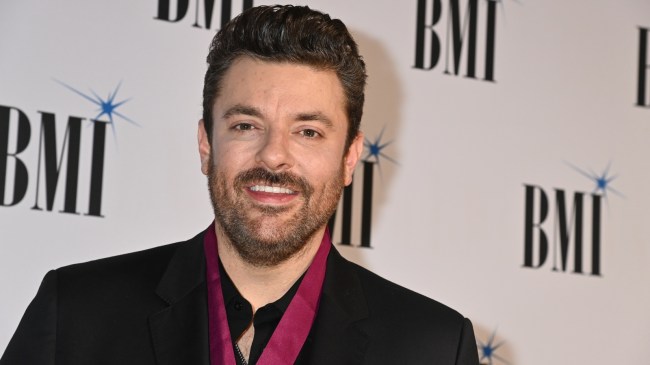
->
xmin=207 ymin=155 xmax=344 ymax=267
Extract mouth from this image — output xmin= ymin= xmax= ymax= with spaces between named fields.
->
xmin=245 ymin=183 xmax=299 ymax=205
xmin=234 ymin=168 xmax=311 ymax=207
xmin=249 ymin=185 xmax=296 ymax=194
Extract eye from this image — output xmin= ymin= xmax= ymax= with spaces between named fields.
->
xmin=299 ymin=128 xmax=321 ymax=139
xmin=233 ymin=123 xmax=255 ymax=132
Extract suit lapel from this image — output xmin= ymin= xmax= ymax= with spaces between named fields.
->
xmin=306 ymin=247 xmax=370 ymax=365
xmin=149 ymin=233 xmax=210 ymax=365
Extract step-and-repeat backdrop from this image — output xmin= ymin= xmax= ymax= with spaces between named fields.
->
xmin=2 ymin=1 xmax=649 ymax=364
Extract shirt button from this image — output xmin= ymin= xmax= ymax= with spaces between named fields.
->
xmin=234 ymin=302 xmax=243 ymax=311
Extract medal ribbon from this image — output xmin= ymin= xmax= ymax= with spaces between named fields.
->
xmin=203 ymin=223 xmax=331 ymax=365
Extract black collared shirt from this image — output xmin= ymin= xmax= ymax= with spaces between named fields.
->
xmin=219 ymin=261 xmax=303 ymax=365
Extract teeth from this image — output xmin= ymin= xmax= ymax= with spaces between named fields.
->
xmin=250 ymin=185 xmax=295 ymax=194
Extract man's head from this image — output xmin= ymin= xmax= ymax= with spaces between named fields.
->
xmin=202 ymin=5 xmax=366 ymax=151
xmin=199 ymin=5 xmax=366 ymax=267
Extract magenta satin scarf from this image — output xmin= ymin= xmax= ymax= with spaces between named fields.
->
xmin=203 ymin=223 xmax=331 ymax=365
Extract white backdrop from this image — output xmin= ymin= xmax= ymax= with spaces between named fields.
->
xmin=1 ymin=1 xmax=649 ymax=364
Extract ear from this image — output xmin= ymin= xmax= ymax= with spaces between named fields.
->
xmin=343 ymin=132 xmax=364 ymax=186
xmin=198 ymin=119 xmax=211 ymax=176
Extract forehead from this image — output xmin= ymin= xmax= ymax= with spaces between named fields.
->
xmin=214 ymin=57 xmax=346 ymax=121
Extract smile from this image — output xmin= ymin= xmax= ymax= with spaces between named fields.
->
xmin=249 ymin=185 xmax=296 ymax=194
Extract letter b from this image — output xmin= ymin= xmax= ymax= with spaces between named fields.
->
xmin=155 ymin=0 xmax=190 ymax=22
xmin=414 ymin=0 xmax=443 ymax=70
xmin=0 ymin=105 xmax=31 ymax=206
xmin=523 ymin=185 xmax=549 ymax=268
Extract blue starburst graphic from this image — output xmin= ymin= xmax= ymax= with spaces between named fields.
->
xmin=566 ymin=161 xmax=623 ymax=199
xmin=54 ymin=79 xmax=138 ymax=139
xmin=478 ymin=329 xmax=509 ymax=365
xmin=363 ymin=126 xmax=398 ymax=168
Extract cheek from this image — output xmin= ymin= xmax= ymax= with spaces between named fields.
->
xmin=213 ymin=142 xmax=246 ymax=169
xmin=299 ymin=151 xmax=344 ymax=187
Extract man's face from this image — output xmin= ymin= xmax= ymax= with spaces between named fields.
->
xmin=198 ymin=57 xmax=363 ymax=267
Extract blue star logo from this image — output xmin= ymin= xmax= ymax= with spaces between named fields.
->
xmin=566 ymin=161 xmax=623 ymax=199
xmin=478 ymin=328 xmax=509 ymax=365
xmin=54 ymin=79 xmax=138 ymax=138
xmin=363 ymin=126 xmax=397 ymax=168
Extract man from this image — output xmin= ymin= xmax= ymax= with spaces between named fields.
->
xmin=1 ymin=5 xmax=478 ymax=365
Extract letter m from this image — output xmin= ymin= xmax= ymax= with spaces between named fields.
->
xmin=31 ymin=112 xmax=83 ymax=214
xmin=444 ymin=0 xmax=497 ymax=81
xmin=552 ymin=189 xmax=585 ymax=274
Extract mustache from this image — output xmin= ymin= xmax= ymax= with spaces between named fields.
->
xmin=235 ymin=167 xmax=313 ymax=196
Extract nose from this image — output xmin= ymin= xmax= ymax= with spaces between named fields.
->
xmin=255 ymin=128 xmax=294 ymax=172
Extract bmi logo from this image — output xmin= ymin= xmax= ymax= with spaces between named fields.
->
xmin=413 ymin=0 xmax=500 ymax=81
xmin=154 ymin=0 xmax=253 ymax=29
xmin=522 ymin=163 xmax=621 ymax=276
xmin=328 ymin=130 xmax=395 ymax=249
xmin=0 ymin=81 xmax=135 ymax=217
xmin=637 ymin=26 xmax=650 ymax=108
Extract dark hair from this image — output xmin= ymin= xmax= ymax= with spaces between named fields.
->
xmin=202 ymin=5 xmax=367 ymax=150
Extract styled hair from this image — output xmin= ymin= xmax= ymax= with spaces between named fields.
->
xmin=202 ymin=5 xmax=367 ymax=150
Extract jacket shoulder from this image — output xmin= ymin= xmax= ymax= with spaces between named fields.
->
xmin=51 ymin=231 xmax=205 ymax=318
xmin=348 ymin=259 xmax=466 ymax=325
xmin=1 ymin=232 xmax=207 ymax=365
xmin=56 ymin=232 xmax=203 ymax=283
xmin=333 ymin=254 xmax=479 ymax=364
xmin=58 ymin=240 xmax=178 ymax=281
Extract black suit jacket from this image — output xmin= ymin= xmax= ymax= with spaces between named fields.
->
xmin=1 ymin=231 xmax=479 ymax=365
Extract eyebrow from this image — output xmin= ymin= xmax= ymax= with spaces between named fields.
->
xmin=221 ymin=104 xmax=263 ymax=119
xmin=294 ymin=112 xmax=334 ymax=128
xmin=222 ymin=104 xmax=335 ymax=128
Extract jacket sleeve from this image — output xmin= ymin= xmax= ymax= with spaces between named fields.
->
xmin=0 ymin=270 xmax=57 ymax=365
xmin=456 ymin=318 xmax=480 ymax=365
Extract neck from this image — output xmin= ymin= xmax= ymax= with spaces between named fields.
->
xmin=215 ymin=223 xmax=325 ymax=312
